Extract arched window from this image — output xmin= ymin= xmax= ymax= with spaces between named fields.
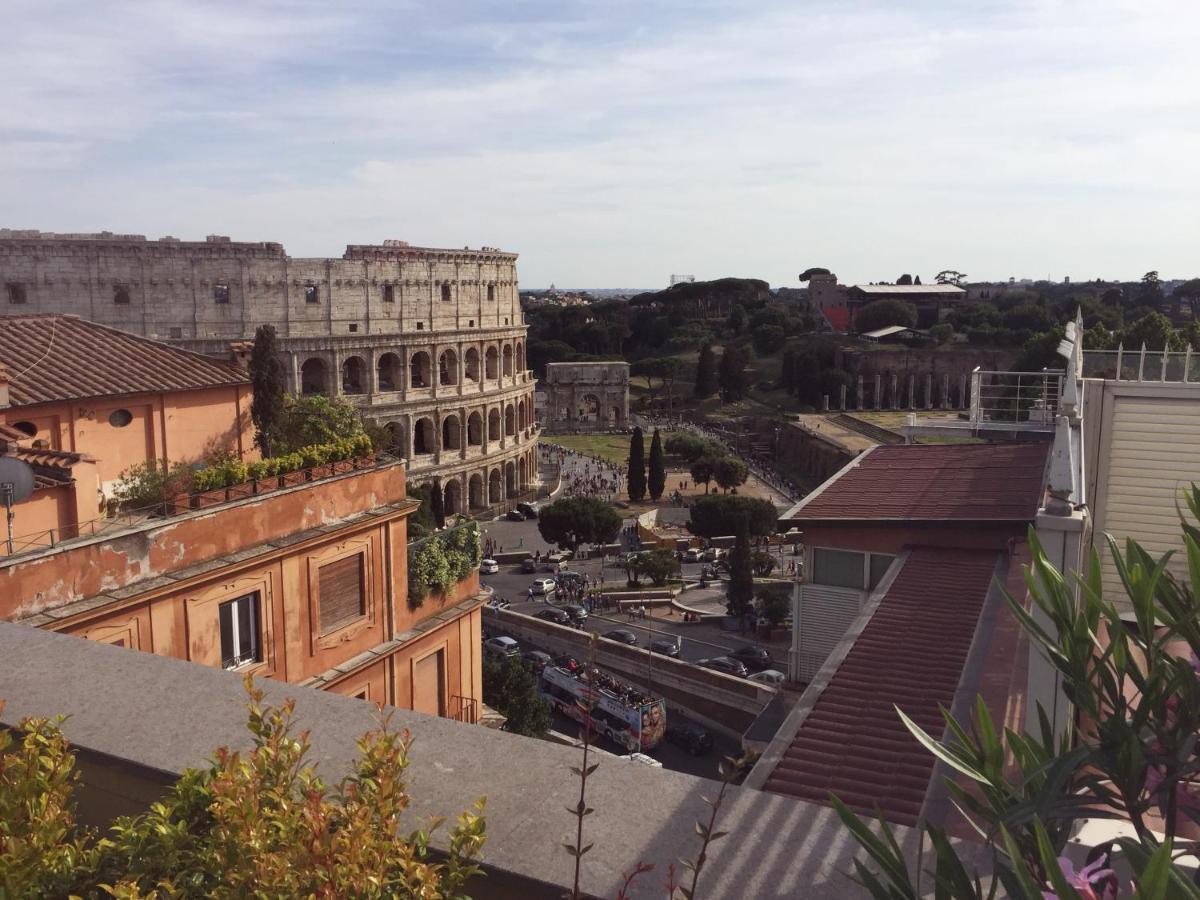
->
xmin=464 ymin=347 xmax=480 ymax=382
xmin=489 ymin=468 xmax=503 ymax=504
xmin=301 ymin=358 xmax=329 ymax=395
xmin=504 ymin=404 xmax=516 ymax=436
xmin=443 ymin=479 xmax=461 ymax=514
xmin=441 ymin=414 xmax=461 ymax=451
xmin=377 ymin=353 xmax=403 ymax=392
xmin=413 ymin=417 xmax=436 ymax=454
xmin=485 ymin=346 xmax=498 ymax=380
xmin=502 ymin=345 xmax=513 ymax=377
xmin=410 ymin=352 xmax=431 ymax=388
xmin=341 ymin=356 xmax=366 ymax=394
xmin=384 ymin=421 xmax=406 ymax=457
xmin=516 ymin=341 xmax=525 ymax=372
xmin=488 ymin=408 xmax=501 ymax=441
xmin=469 ymin=474 xmax=485 ymax=510
xmin=438 ymin=349 xmax=458 ymax=386
xmin=467 ymin=412 xmax=483 ymax=446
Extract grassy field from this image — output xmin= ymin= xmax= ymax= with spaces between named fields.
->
xmin=539 ymin=431 xmax=682 ymax=467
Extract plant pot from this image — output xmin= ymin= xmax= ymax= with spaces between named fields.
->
xmin=309 ymin=464 xmax=334 ymax=480
xmin=169 ymin=492 xmax=192 ymax=515
xmin=253 ymin=477 xmax=279 ymax=496
xmin=280 ymin=470 xmax=306 ymax=488
xmin=353 ymin=453 xmax=377 ymax=469
xmin=226 ymin=480 xmax=254 ymax=502
xmin=331 ymin=459 xmax=354 ymax=475
xmin=192 ymin=487 xmax=228 ymax=509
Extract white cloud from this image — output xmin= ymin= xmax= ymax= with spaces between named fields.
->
xmin=4 ymin=0 xmax=1200 ymax=286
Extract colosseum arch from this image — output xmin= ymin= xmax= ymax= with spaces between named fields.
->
xmin=383 ymin=421 xmax=406 ymax=457
xmin=341 ymin=356 xmax=367 ymax=394
xmin=488 ymin=468 xmax=503 ymax=504
xmin=441 ymin=414 xmax=461 ymax=451
xmin=488 ymin=408 xmax=501 ymax=441
xmin=469 ymin=473 xmax=485 ymax=510
xmin=516 ymin=341 xmax=525 ymax=372
xmin=505 ymin=461 xmax=516 ymax=498
xmin=518 ymin=457 xmax=527 ymax=491
xmin=464 ymin=347 xmax=481 ymax=382
xmin=300 ymin=357 xmax=329 ymax=395
xmin=581 ymin=394 xmax=601 ymax=423
xmin=504 ymin=404 xmax=516 ymax=436
xmin=377 ymin=353 xmax=403 ymax=392
xmin=443 ymin=478 xmax=461 ymax=515
xmin=438 ymin=349 xmax=459 ymax=386
xmin=485 ymin=346 xmax=498 ymax=380
xmin=467 ymin=411 xmax=483 ymax=446
xmin=413 ymin=416 xmax=436 ymax=454
xmin=502 ymin=344 xmax=514 ymax=377
xmin=410 ymin=351 xmax=432 ymax=388
xmin=517 ymin=399 xmax=527 ymax=430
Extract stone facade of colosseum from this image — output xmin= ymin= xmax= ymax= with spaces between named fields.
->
xmin=0 ymin=230 xmax=538 ymax=515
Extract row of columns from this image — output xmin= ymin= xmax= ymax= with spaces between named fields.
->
xmin=823 ymin=373 xmax=973 ymax=412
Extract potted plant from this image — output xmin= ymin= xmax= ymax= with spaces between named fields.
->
xmin=249 ymin=458 xmax=279 ymax=495
xmin=224 ymin=458 xmax=252 ymax=501
xmin=330 ymin=437 xmax=355 ymax=475
xmin=303 ymin=444 xmax=333 ymax=480
xmin=278 ymin=452 xmax=306 ymax=487
xmin=191 ymin=466 xmax=229 ymax=509
xmin=351 ymin=433 xmax=375 ymax=468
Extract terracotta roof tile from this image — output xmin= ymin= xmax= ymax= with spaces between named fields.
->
xmin=0 ymin=315 xmax=248 ymax=406
xmin=785 ymin=442 xmax=1048 ymax=523
xmin=762 ymin=547 xmax=999 ymax=826
xmin=5 ymin=445 xmax=88 ymax=490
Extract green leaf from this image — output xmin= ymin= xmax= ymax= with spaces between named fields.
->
xmin=895 ymin=707 xmax=987 ymax=783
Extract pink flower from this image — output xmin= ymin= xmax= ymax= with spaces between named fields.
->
xmin=1043 ymin=854 xmax=1118 ymax=900
xmin=1145 ymin=764 xmax=1200 ymax=825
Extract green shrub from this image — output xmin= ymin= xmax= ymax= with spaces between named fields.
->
xmin=407 ymin=522 xmax=481 ymax=609
xmin=112 ymin=460 xmax=194 ymax=508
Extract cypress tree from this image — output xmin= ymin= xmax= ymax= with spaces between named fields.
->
xmin=627 ymin=427 xmax=646 ymax=501
xmin=248 ymin=324 xmax=287 ymax=456
xmin=726 ymin=513 xmax=754 ymax=618
xmin=718 ymin=346 xmax=747 ymax=402
xmin=430 ymin=478 xmax=446 ymax=529
xmin=693 ymin=344 xmax=717 ymax=398
xmin=647 ymin=429 xmax=666 ymax=500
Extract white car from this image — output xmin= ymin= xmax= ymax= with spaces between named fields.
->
xmin=749 ymin=669 xmax=787 ymax=686
xmin=683 ymin=548 xmax=703 ymax=563
xmin=530 ymin=578 xmax=556 ymax=595
xmin=483 ymin=636 xmax=520 ymax=659
xmin=480 ymin=558 xmax=500 ymax=574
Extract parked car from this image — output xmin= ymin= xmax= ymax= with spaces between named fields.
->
xmin=562 ymin=604 xmax=589 ymax=626
xmin=666 ymin=720 xmax=713 ymax=756
xmin=520 ymin=557 xmax=537 ymax=574
xmin=649 ymin=638 xmax=681 ymax=657
xmin=556 ymin=570 xmax=586 ymax=586
xmin=702 ymin=547 xmax=726 ymax=562
xmin=517 ymin=502 xmax=539 ymax=519
xmin=534 ymin=607 xmax=571 ymax=625
xmin=522 ymin=650 xmax=553 ymax=673
xmin=603 ymin=629 xmax=640 ymax=646
xmin=483 ymin=636 xmax=520 ymax=659
xmin=529 ymin=578 xmax=556 ymax=595
xmin=749 ymin=669 xmax=787 ymax=686
xmin=548 ymin=549 xmax=572 ymax=565
xmin=505 ymin=509 xmax=525 ymax=522
xmin=683 ymin=548 xmax=704 ymax=563
xmin=480 ymin=558 xmax=500 ymax=574
xmin=697 ymin=657 xmax=749 ymax=678
xmin=728 ymin=645 xmax=774 ymax=673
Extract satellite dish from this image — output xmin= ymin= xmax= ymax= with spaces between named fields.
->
xmin=0 ymin=457 xmax=35 ymax=503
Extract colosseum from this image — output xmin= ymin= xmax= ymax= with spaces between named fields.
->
xmin=0 ymin=229 xmax=538 ymax=516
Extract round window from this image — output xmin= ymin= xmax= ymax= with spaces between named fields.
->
xmin=108 ymin=409 xmax=133 ymax=428
xmin=11 ymin=421 xmax=37 ymax=437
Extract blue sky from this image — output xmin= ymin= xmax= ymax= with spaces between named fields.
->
xmin=4 ymin=0 xmax=1199 ymax=288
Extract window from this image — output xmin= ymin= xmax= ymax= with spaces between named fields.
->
xmin=11 ymin=421 xmax=37 ymax=437
xmin=469 ymin=319 xmax=475 ymax=327
xmin=304 ymin=284 xmax=319 ymax=304
xmin=319 ymin=554 xmax=365 ymax=634
xmin=348 ymin=323 xmax=359 ymax=332
xmin=811 ymin=548 xmax=895 ymax=591
xmin=416 ymin=321 xmax=424 ymax=330
xmin=487 ymin=284 xmax=495 ymax=302
xmin=441 ymin=283 xmax=451 ymax=302
xmin=213 ymin=283 xmax=230 ymax=304
xmin=168 ymin=326 xmax=183 ymax=339
xmin=113 ymin=284 xmax=131 ymax=305
xmin=382 ymin=284 xmax=395 ymax=303
xmin=219 ymin=592 xmax=261 ymax=670
xmin=107 ymin=408 xmax=133 ymax=428
xmin=6 ymin=283 xmax=26 ymax=304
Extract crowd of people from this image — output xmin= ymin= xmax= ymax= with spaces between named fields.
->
xmin=539 ymin=442 xmax=624 ymax=501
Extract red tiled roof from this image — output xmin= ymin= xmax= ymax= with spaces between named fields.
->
xmin=0 ymin=423 xmax=29 ymax=443
xmin=763 ymin=547 xmax=1000 ymax=825
xmin=0 ymin=315 xmax=248 ymax=406
xmin=787 ymin=442 xmax=1048 ymax=523
xmin=1 ymin=445 xmax=87 ymax=489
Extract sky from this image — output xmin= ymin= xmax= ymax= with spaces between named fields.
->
xmin=4 ymin=0 xmax=1200 ymax=288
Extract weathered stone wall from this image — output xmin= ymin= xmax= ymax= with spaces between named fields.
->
xmin=0 ymin=231 xmax=537 ymax=505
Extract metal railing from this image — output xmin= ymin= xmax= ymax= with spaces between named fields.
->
xmin=969 ymin=368 xmax=1064 ymax=428
xmin=1083 ymin=347 xmax=1200 ymax=383
xmin=449 ymin=694 xmax=478 ymax=723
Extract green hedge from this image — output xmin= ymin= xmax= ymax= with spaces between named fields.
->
xmin=407 ymin=521 xmax=481 ymax=609
xmin=200 ymin=435 xmax=374 ymax=488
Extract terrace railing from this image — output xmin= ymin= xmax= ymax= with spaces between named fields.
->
xmin=968 ymin=368 xmax=1064 ymax=429
xmin=1083 ymin=346 xmax=1199 ymax=383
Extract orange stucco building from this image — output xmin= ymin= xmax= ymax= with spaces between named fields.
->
xmin=1 ymin=456 xmax=484 ymax=720
xmin=0 ymin=314 xmax=254 ymax=484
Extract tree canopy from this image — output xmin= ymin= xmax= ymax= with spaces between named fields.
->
xmin=647 ymin=429 xmax=666 ymax=501
xmin=693 ymin=344 xmax=718 ymax=398
xmin=688 ymin=494 xmax=778 ymax=538
xmin=483 ymin=656 xmax=551 ymax=737
xmin=627 ymin=427 xmax=646 ymax=501
xmin=854 ymin=299 xmax=917 ymax=333
xmin=537 ymin=496 xmax=622 ymax=550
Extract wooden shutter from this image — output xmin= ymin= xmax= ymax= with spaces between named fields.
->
xmin=797 ymin=584 xmax=865 ymax=681
xmin=319 ymin=555 xmax=364 ymax=634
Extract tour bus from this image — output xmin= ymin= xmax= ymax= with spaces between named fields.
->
xmin=540 ymin=664 xmax=667 ymax=752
